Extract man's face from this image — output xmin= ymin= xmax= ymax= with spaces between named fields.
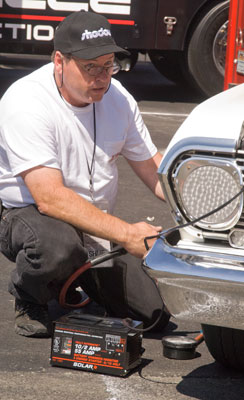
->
xmin=54 ymin=51 xmax=115 ymax=107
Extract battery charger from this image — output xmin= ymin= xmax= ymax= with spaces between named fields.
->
xmin=50 ymin=311 xmax=143 ymax=376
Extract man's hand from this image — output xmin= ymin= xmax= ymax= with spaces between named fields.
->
xmin=120 ymin=222 xmax=162 ymax=258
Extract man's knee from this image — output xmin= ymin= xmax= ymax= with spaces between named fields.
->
xmin=40 ymin=224 xmax=88 ymax=279
xmin=8 ymin=205 xmax=88 ymax=283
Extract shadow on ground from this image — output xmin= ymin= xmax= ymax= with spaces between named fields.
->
xmin=176 ymin=363 xmax=244 ymax=400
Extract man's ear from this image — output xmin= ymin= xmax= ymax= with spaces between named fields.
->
xmin=54 ymin=51 xmax=64 ymax=89
xmin=54 ymin=51 xmax=63 ymax=72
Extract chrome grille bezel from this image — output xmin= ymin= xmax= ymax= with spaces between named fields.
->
xmin=172 ymin=155 xmax=243 ymax=231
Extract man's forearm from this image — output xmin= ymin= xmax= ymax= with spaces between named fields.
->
xmin=39 ymin=184 xmax=130 ymax=245
xmin=39 ymin=186 xmax=163 ymax=257
xmin=21 ymin=166 xmax=163 ymax=258
xmin=126 ymin=152 xmax=165 ymax=201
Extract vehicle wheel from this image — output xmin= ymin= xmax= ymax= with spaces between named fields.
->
xmin=116 ymin=50 xmax=138 ymax=72
xmin=148 ymin=50 xmax=189 ymax=84
xmin=202 ymin=324 xmax=244 ymax=370
xmin=187 ymin=0 xmax=229 ymax=97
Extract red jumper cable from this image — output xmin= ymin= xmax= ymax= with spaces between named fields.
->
xmin=59 ymin=246 xmax=127 ymax=309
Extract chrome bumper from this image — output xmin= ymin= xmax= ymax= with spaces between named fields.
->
xmin=144 ymin=236 xmax=244 ymax=330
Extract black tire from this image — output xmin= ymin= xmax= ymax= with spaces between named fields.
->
xmin=116 ymin=50 xmax=138 ymax=72
xmin=202 ymin=324 xmax=244 ymax=370
xmin=148 ymin=50 xmax=189 ymax=84
xmin=187 ymin=1 xmax=229 ymax=97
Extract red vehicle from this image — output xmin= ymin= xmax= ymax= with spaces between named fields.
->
xmin=0 ymin=0 xmax=229 ymax=97
xmin=224 ymin=0 xmax=244 ymax=89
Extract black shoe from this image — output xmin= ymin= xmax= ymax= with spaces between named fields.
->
xmin=15 ymin=299 xmax=52 ymax=338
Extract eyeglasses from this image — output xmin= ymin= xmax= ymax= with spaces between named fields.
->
xmin=74 ymin=59 xmax=121 ymax=77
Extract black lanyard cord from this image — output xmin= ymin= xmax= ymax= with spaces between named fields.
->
xmin=86 ymin=103 xmax=96 ymax=199
xmin=53 ymin=70 xmax=97 ymax=200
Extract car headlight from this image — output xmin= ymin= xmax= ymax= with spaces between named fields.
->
xmin=173 ymin=157 xmax=243 ymax=231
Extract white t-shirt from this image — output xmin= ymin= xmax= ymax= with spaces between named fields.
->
xmin=0 ymin=63 xmax=157 ymax=212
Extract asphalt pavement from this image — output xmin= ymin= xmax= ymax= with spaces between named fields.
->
xmin=0 ymin=60 xmax=244 ymax=400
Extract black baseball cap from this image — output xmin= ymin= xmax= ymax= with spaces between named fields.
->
xmin=54 ymin=11 xmax=129 ymax=59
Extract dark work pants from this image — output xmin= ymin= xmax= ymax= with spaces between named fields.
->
xmin=0 ymin=205 xmax=170 ymax=328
